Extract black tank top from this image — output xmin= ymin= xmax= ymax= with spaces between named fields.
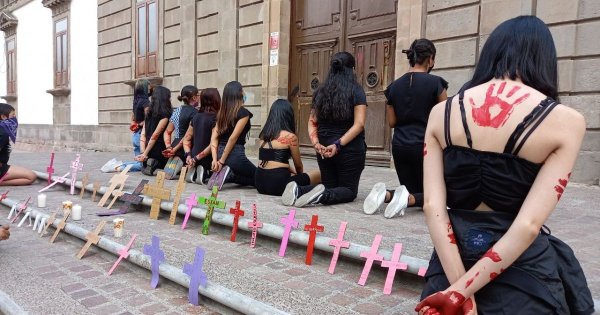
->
xmin=258 ymin=141 xmax=291 ymax=167
xmin=443 ymin=89 xmax=558 ymax=214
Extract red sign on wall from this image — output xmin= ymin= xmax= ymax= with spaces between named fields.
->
xmin=269 ymin=32 xmax=280 ymax=50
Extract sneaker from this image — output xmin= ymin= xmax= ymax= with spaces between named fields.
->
xmin=363 ymin=182 xmax=386 ymax=214
xmin=185 ymin=166 xmax=196 ymax=183
xmin=281 ymin=181 xmax=298 ymax=206
xmin=384 ymin=185 xmax=409 ymax=218
xmin=295 ymin=184 xmax=325 ymax=207
xmin=215 ymin=165 xmax=231 ymax=190
xmin=101 ymin=158 xmax=123 ymax=173
xmin=142 ymin=158 xmax=159 ymax=176
xmin=194 ymin=165 xmax=205 ymax=185
xmin=206 ymin=170 xmax=220 ymax=190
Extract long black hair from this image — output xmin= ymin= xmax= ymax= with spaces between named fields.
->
xmin=465 ymin=15 xmax=558 ymax=100
xmin=259 ymin=99 xmax=296 ymax=142
xmin=177 ymin=85 xmax=198 ymax=105
xmin=312 ymin=51 xmax=360 ymax=122
xmin=199 ymin=88 xmax=221 ymax=114
xmin=216 ymin=81 xmax=244 ymax=134
xmin=402 ymin=39 xmax=436 ymax=67
xmin=148 ymin=85 xmax=173 ymax=119
xmin=0 ymin=103 xmax=15 ymax=117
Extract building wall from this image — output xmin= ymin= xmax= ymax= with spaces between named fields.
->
xmin=0 ymin=30 xmax=6 ymax=97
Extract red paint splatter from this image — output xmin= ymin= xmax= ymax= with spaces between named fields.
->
xmin=463 ymin=297 xmax=474 ymax=314
xmin=465 ymin=272 xmax=479 ymax=288
xmin=469 ymin=82 xmax=530 ymax=128
xmin=277 ymin=135 xmax=299 ymax=147
xmin=483 ymin=248 xmax=502 ymax=262
xmin=554 ymin=177 xmax=569 ymax=201
xmin=489 ymin=268 xmax=505 ymax=280
xmin=423 ymin=143 xmax=428 ymax=156
xmin=448 ymin=232 xmax=457 ymax=244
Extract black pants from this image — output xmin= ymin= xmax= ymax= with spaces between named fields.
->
xmin=218 ymin=144 xmax=256 ymax=186
xmin=392 ymin=143 xmax=424 ymax=207
xmin=255 ymin=167 xmax=311 ymax=196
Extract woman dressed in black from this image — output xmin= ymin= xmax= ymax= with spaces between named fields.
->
xmin=364 ymin=39 xmax=447 ymax=218
xmin=415 ymin=16 xmax=593 ymax=315
xmin=0 ymin=103 xmax=36 ymax=186
xmin=282 ymin=52 xmax=367 ymax=207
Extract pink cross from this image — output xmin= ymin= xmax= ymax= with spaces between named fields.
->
xmin=328 ymin=221 xmax=350 ymax=274
xmin=108 ymin=234 xmax=138 ymax=275
xmin=247 ymin=204 xmax=262 ymax=248
xmin=229 ymin=200 xmax=245 ymax=242
xmin=39 ymin=172 xmax=70 ymax=193
xmin=279 ymin=209 xmax=299 ymax=257
xmin=358 ymin=234 xmax=384 ymax=286
xmin=303 ymin=214 xmax=324 ymax=265
xmin=47 ymin=152 xmax=55 ymax=185
xmin=418 ymin=267 xmax=428 ymax=277
xmin=181 ymin=193 xmax=198 ymax=230
xmin=10 ymin=197 xmax=31 ymax=224
xmin=0 ymin=190 xmax=9 ymax=202
xmin=381 ymin=243 xmax=408 ymax=294
xmin=70 ymin=154 xmax=84 ymax=195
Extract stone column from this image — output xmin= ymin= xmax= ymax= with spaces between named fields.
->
xmin=395 ymin=0 xmax=424 ymax=79
xmin=218 ymin=0 xmax=238 ymax=88
xmin=180 ymin=0 xmax=197 ymax=86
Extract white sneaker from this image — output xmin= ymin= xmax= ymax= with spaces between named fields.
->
xmin=282 ymin=181 xmax=298 ymax=206
xmin=101 ymin=158 xmax=123 ymax=173
xmin=384 ymin=185 xmax=409 ymax=218
xmin=295 ymin=184 xmax=325 ymax=207
xmin=363 ymin=182 xmax=386 ymax=214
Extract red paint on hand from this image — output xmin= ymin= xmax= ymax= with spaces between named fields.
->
xmin=469 ymin=82 xmax=530 ymax=128
xmin=483 ymin=248 xmax=502 ymax=262
xmin=415 ymin=291 xmax=467 ymax=315
xmin=465 ymin=272 xmax=479 ymax=289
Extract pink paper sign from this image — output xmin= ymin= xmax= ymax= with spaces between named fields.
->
xmin=328 ymin=221 xmax=350 ymax=274
xmin=47 ymin=152 xmax=55 ymax=185
xmin=358 ymin=234 xmax=384 ymax=286
xmin=70 ymin=154 xmax=84 ymax=195
xmin=247 ymin=204 xmax=262 ymax=248
xmin=381 ymin=243 xmax=408 ymax=295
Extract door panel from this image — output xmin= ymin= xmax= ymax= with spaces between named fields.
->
xmin=347 ymin=0 xmax=398 ymax=35
xmin=293 ymin=0 xmax=342 ymax=42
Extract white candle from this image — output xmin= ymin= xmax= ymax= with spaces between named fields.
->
xmin=113 ymin=218 xmax=124 ymax=238
xmin=37 ymin=194 xmax=47 ymax=208
xmin=72 ymin=204 xmax=82 ymax=221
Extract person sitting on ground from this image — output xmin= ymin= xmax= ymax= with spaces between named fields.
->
xmin=182 ymin=88 xmax=221 ymax=184
xmin=0 ymin=225 xmax=9 ymax=241
xmin=364 ymin=38 xmax=447 ymax=218
xmin=135 ymin=86 xmax=173 ymax=175
xmin=0 ymin=103 xmax=36 ymax=186
xmin=255 ymin=99 xmax=320 ymax=196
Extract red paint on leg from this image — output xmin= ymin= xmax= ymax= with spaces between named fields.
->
xmin=465 ymin=272 xmax=479 ymax=289
xmin=483 ymin=248 xmax=502 ymax=262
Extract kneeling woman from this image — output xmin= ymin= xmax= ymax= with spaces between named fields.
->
xmin=255 ymin=99 xmax=320 ymax=196
xmin=0 ymin=103 xmax=36 ymax=186
xmin=136 ymin=86 xmax=173 ymax=174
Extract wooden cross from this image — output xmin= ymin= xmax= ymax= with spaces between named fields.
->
xmin=143 ymin=235 xmax=165 ymax=289
xmin=40 ymin=212 xmax=57 ymax=237
xmin=303 ymin=214 xmax=324 ymax=265
xmin=229 ymin=200 xmax=245 ymax=242
xmin=357 ymin=234 xmax=384 ymax=286
xmin=181 ymin=193 xmax=198 ymax=230
xmin=328 ymin=221 xmax=350 ymax=274
xmin=70 ymin=153 xmax=84 ymax=195
xmin=247 ymin=204 xmax=262 ymax=248
xmin=168 ymin=166 xmax=188 ymax=225
xmin=38 ymin=172 xmax=70 ymax=193
xmin=381 ymin=243 xmax=408 ymax=295
xmin=106 ymin=190 xmax=125 ymax=209
xmin=79 ymin=173 xmax=89 ymax=198
xmin=198 ymin=186 xmax=226 ymax=235
xmin=46 ymin=152 xmax=55 ymax=185
xmin=50 ymin=209 xmax=71 ymax=243
xmin=0 ymin=190 xmax=8 ymax=202
xmin=76 ymin=220 xmax=106 ymax=259
xmin=108 ymin=234 xmax=137 ymax=275
xmin=183 ymin=247 xmax=208 ymax=305
xmin=98 ymin=164 xmax=133 ymax=207
xmin=279 ymin=209 xmax=299 ymax=257
xmin=143 ymin=171 xmax=171 ymax=220
xmin=10 ymin=197 xmax=31 ymax=224
xmin=97 ymin=180 xmax=148 ymax=216
xmin=91 ymin=181 xmax=101 ymax=202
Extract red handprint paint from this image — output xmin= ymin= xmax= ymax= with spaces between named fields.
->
xmin=483 ymin=248 xmax=502 ymax=262
xmin=465 ymin=271 xmax=480 ymax=288
xmin=277 ymin=135 xmax=298 ymax=147
xmin=469 ymin=82 xmax=530 ymax=128
xmin=554 ymin=176 xmax=569 ymax=201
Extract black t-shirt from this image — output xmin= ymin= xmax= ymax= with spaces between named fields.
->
xmin=191 ymin=111 xmax=217 ymax=156
xmin=170 ymin=104 xmax=197 ymax=147
xmin=219 ymin=107 xmax=253 ymax=146
xmin=132 ymin=97 xmax=149 ymax=124
xmin=316 ymin=85 xmax=367 ymax=148
xmin=385 ymin=72 xmax=448 ymax=146
xmin=144 ymin=112 xmax=170 ymax=159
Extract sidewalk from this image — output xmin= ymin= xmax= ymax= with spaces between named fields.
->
xmin=1 ymin=151 xmax=598 ymax=314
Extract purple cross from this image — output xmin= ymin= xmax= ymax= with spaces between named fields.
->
xmin=247 ymin=204 xmax=262 ymax=248
xmin=381 ymin=243 xmax=408 ymax=294
xmin=70 ymin=154 xmax=84 ymax=195
xmin=97 ymin=180 xmax=148 ymax=216
xmin=358 ymin=234 xmax=384 ymax=286
xmin=279 ymin=209 xmax=299 ymax=257
xmin=181 ymin=193 xmax=198 ymax=230
xmin=328 ymin=221 xmax=350 ymax=274
xmin=143 ymin=235 xmax=165 ymax=289
xmin=183 ymin=247 xmax=208 ymax=305
xmin=108 ymin=234 xmax=138 ymax=275
xmin=47 ymin=152 xmax=55 ymax=185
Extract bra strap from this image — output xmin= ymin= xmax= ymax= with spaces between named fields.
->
xmin=458 ymin=90 xmax=473 ymax=148
xmin=504 ymin=97 xmax=551 ymax=154
xmin=444 ymin=95 xmax=455 ymax=147
xmin=512 ymin=99 xmax=558 ymax=155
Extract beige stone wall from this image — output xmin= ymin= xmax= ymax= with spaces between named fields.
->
xmin=396 ymin=0 xmax=600 ymax=184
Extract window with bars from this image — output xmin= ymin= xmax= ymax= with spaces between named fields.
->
xmin=6 ymin=38 xmax=16 ymax=94
xmin=136 ymin=0 xmax=158 ymax=77
xmin=54 ymin=18 xmax=68 ymax=87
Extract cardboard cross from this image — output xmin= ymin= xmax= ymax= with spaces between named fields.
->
xmin=108 ymin=233 xmax=137 ymax=275
xmin=50 ymin=209 xmax=71 ymax=243
xmin=418 ymin=267 xmax=428 ymax=277
xmin=79 ymin=173 xmax=89 ymax=198
xmin=229 ymin=200 xmax=245 ymax=242
xmin=381 ymin=243 xmax=408 ymax=295
xmin=168 ymin=167 xmax=188 ymax=225
xmin=10 ymin=197 xmax=31 ymax=224
xmin=198 ymin=186 xmax=226 ymax=235
xmin=328 ymin=221 xmax=350 ymax=274
xmin=98 ymin=180 xmax=149 ymax=217
xmin=107 ymin=190 xmax=125 ymax=209
xmin=279 ymin=209 xmax=299 ymax=257
xmin=358 ymin=234 xmax=384 ymax=286
xmin=98 ymin=164 xmax=133 ymax=207
xmin=181 ymin=193 xmax=197 ymax=230
xmin=46 ymin=152 xmax=55 ymax=185
xmin=0 ymin=190 xmax=8 ymax=202
xmin=76 ymin=220 xmax=106 ymax=259
xmin=40 ymin=212 xmax=57 ymax=237
xmin=143 ymin=171 xmax=171 ymax=220
xmin=70 ymin=154 xmax=84 ymax=195
xmin=183 ymin=247 xmax=208 ymax=306
xmin=143 ymin=235 xmax=165 ymax=289
xmin=303 ymin=214 xmax=324 ymax=265
xmin=91 ymin=181 xmax=101 ymax=202
xmin=247 ymin=204 xmax=262 ymax=248
xmin=38 ymin=172 xmax=70 ymax=193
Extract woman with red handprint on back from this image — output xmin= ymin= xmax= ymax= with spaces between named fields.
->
xmin=417 ymin=16 xmax=593 ymax=315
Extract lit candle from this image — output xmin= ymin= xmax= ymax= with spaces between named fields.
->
xmin=72 ymin=204 xmax=82 ymax=221
xmin=37 ymin=194 xmax=47 ymax=208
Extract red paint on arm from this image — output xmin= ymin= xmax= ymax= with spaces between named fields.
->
xmin=423 ymin=143 xmax=428 ymax=156
xmin=446 ymin=222 xmax=457 ymax=244
xmin=150 ymin=134 xmax=160 ymax=141
xmin=489 ymin=268 xmax=505 ymax=280
xmin=465 ymin=272 xmax=479 ymax=289
xmin=483 ymin=248 xmax=502 ymax=262
xmin=554 ymin=176 xmax=569 ymax=201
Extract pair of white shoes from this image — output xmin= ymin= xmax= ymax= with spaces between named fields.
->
xmin=363 ymin=183 xmax=409 ymax=218
xmin=101 ymin=158 xmax=123 ymax=173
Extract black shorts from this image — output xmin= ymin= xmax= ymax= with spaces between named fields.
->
xmin=255 ymin=167 xmax=310 ymax=196
xmin=0 ymin=163 xmax=10 ymax=178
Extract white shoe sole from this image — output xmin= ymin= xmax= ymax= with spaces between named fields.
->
xmin=281 ymin=182 xmax=298 ymax=206
xmin=295 ymin=184 xmax=325 ymax=208
xmin=363 ymin=182 xmax=386 ymax=214
xmin=384 ymin=185 xmax=409 ymax=218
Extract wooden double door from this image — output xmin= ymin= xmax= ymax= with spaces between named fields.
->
xmin=289 ymin=0 xmax=398 ymax=165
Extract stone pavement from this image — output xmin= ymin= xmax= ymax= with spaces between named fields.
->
xmin=1 ymin=151 xmax=599 ymax=314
